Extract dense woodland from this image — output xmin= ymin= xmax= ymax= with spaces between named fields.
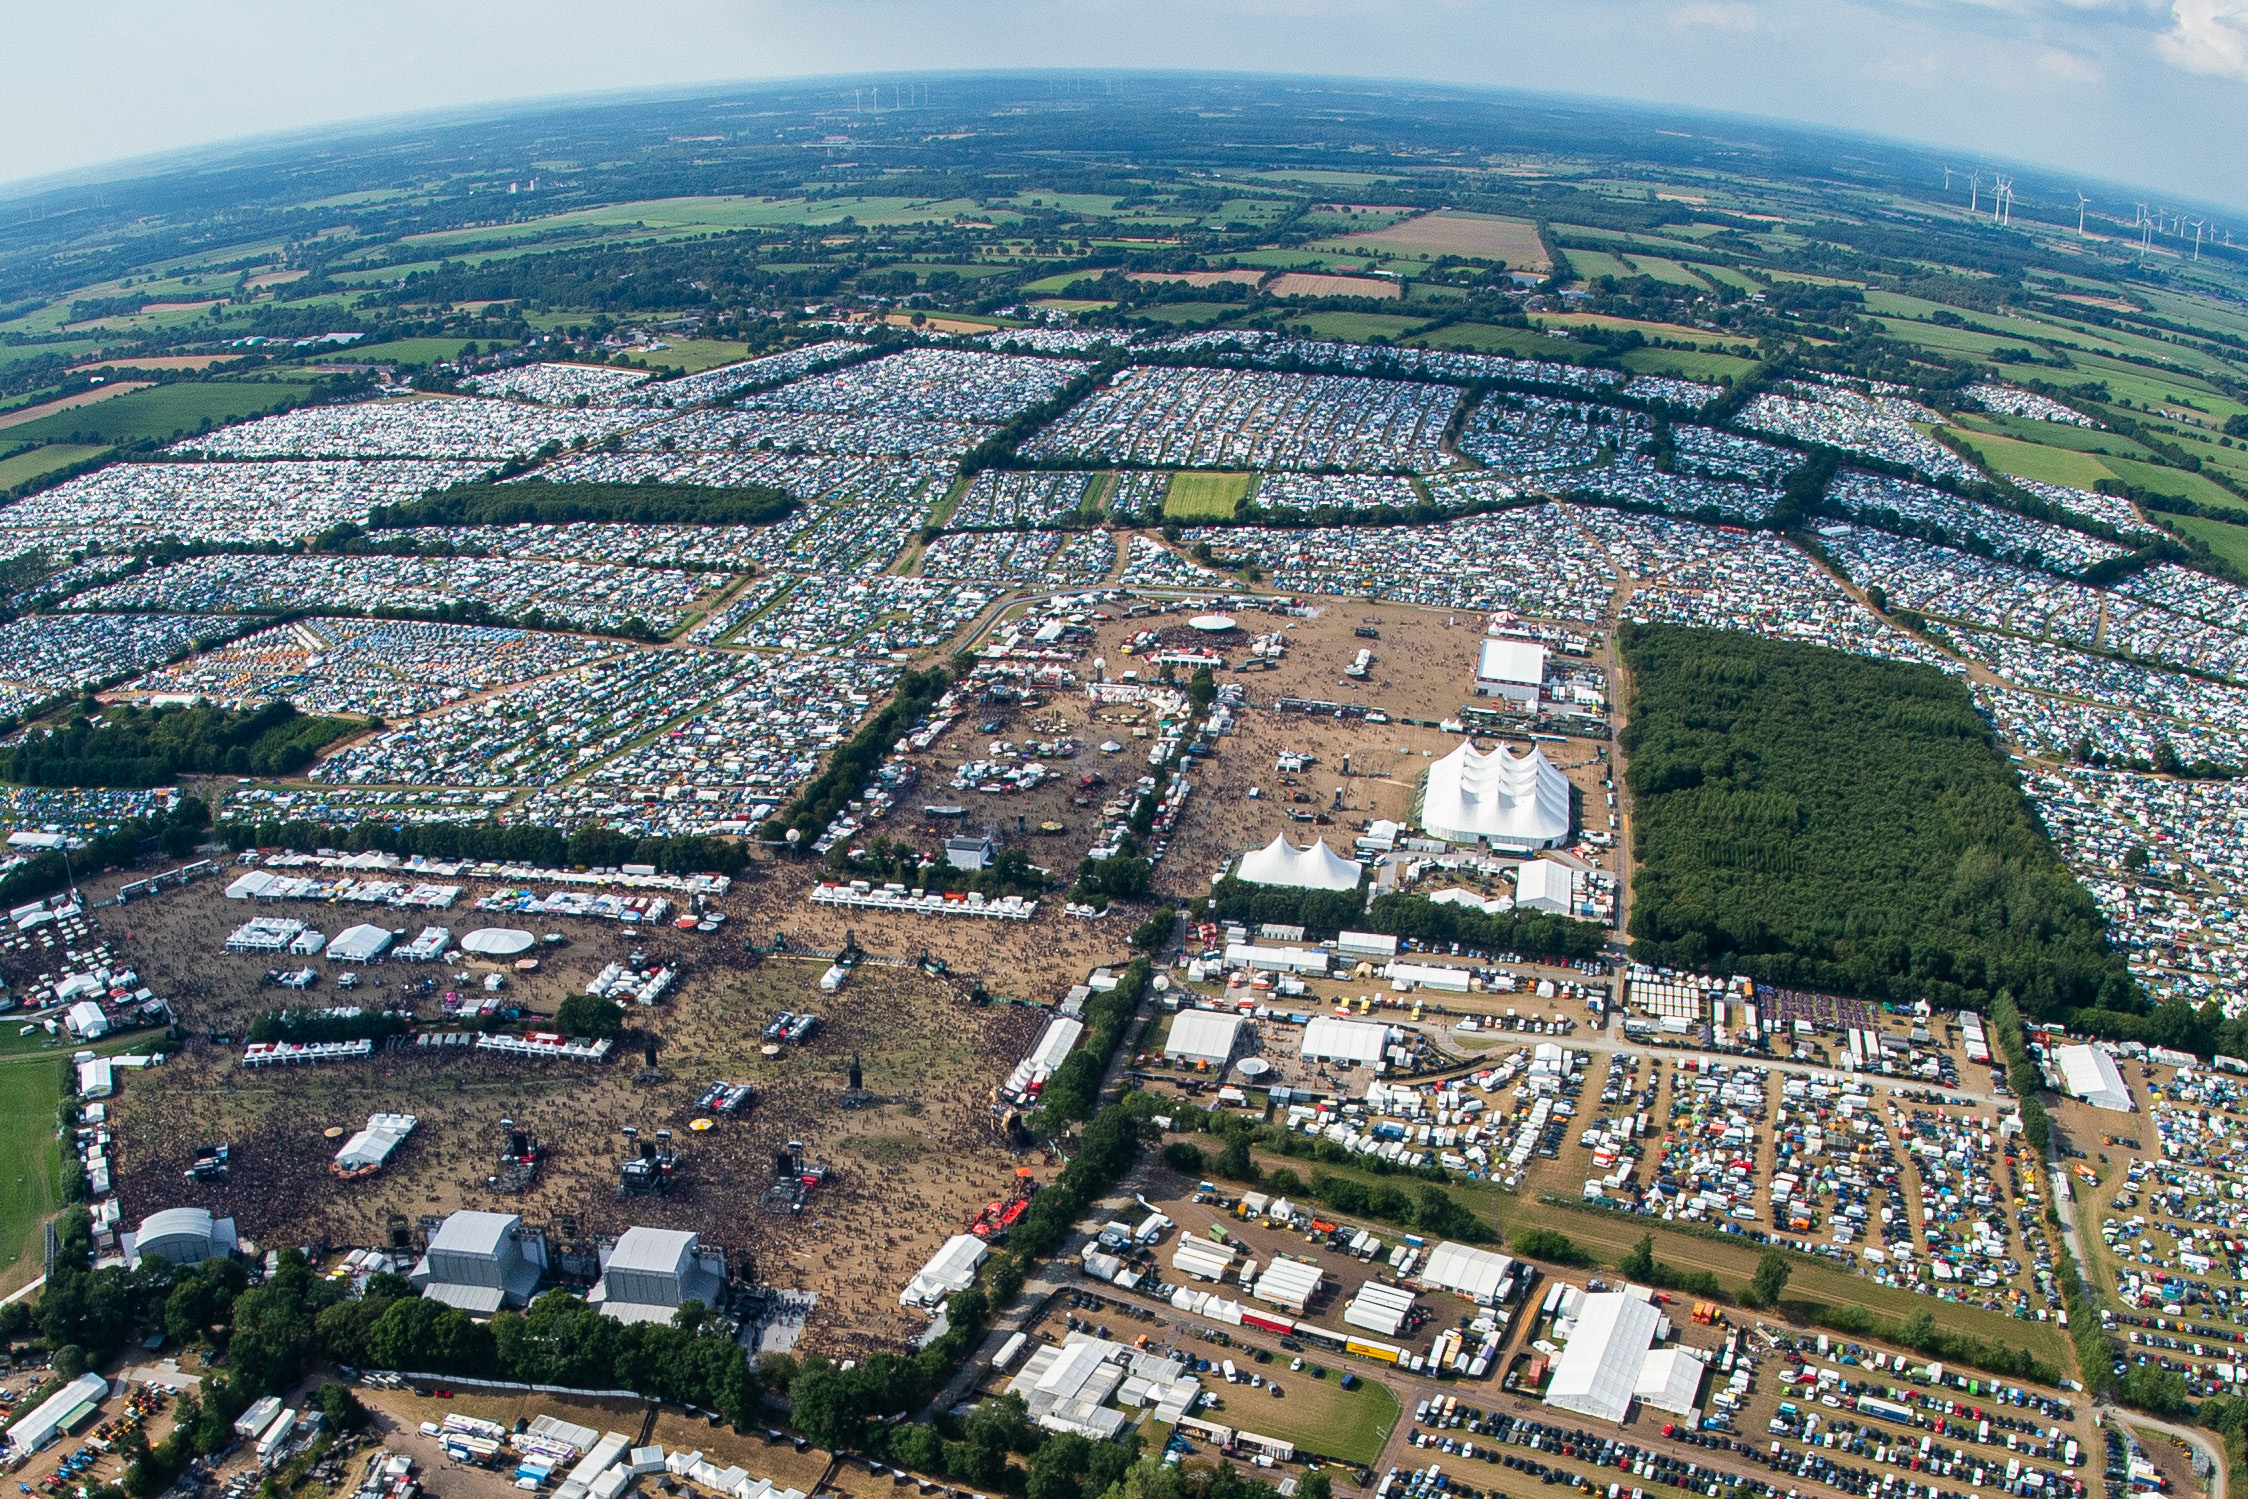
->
xmin=368 ymin=479 xmax=799 ymax=530
xmin=2 ymin=702 xmax=354 ymax=788
xmin=1619 ymin=625 xmax=2138 ymax=1020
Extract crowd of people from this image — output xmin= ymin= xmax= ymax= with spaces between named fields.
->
xmin=919 ymin=531 xmax=1117 ymax=585
xmin=1739 ymin=381 xmax=1978 ymax=483
xmin=165 ymin=394 xmax=640 ymax=460
xmin=1826 ymin=470 xmax=2127 ymax=572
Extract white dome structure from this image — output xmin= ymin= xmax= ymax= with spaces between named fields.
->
xmin=1235 ymin=834 xmax=1362 ymax=891
xmin=1420 ymin=739 xmax=1571 ymax=850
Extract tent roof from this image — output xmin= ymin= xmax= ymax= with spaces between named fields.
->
xmin=1300 ymin=1015 xmax=1388 ymax=1065
xmin=1235 ymin=835 xmax=1361 ymax=892
xmin=1166 ymin=1009 xmax=1246 ymax=1064
xmin=2057 ymin=1045 xmax=2134 ymax=1112
xmin=1420 ymin=740 xmax=1570 ymax=848
xmin=1545 ymin=1292 xmax=1662 ymax=1423
xmin=1420 ymin=1242 xmax=1515 ymax=1301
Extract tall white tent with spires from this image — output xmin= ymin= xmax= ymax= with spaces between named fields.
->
xmin=1419 ymin=739 xmax=1571 ymax=850
xmin=1234 ymin=835 xmax=1362 ymax=892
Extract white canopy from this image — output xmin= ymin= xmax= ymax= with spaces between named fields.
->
xmin=461 ymin=928 xmax=535 ymax=957
xmin=1420 ymin=740 xmax=1571 ymax=849
xmin=1166 ymin=1009 xmax=1247 ymax=1066
xmin=1236 ymin=835 xmax=1361 ymax=891
xmin=2057 ymin=1044 xmax=2134 ymax=1112
xmin=1546 ymin=1291 xmax=1662 ymax=1423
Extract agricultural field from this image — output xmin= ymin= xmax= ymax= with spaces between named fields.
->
xmin=0 ymin=379 xmax=319 ymax=445
xmin=0 ymin=441 xmax=109 ymax=490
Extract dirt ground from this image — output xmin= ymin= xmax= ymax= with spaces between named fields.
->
xmin=353 ymin=1386 xmax=897 ymax=1499
xmin=102 ymin=873 xmax=1056 ymax=1352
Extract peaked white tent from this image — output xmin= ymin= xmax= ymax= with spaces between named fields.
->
xmin=1420 ymin=740 xmax=1570 ymax=850
xmin=1545 ymin=1291 xmax=1661 ymax=1423
xmin=1235 ymin=835 xmax=1361 ymax=892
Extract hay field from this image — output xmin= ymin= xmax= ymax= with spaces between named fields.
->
xmin=1310 ymin=210 xmax=1549 ymax=271
xmin=0 ymin=443 xmax=110 ymax=490
xmin=1265 ymin=273 xmax=1400 ymax=301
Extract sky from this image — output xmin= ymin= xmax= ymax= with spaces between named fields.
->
xmin=4 ymin=0 xmax=2247 ymax=211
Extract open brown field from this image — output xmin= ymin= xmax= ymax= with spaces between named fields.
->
xmin=1129 ymin=270 xmax=1265 ymax=288
xmin=99 ymin=876 xmax=1056 ymax=1355
xmin=0 ymin=382 xmax=152 ymax=429
xmin=1265 ymin=273 xmax=1401 ymax=301
xmin=1310 ymin=210 xmax=1549 ymax=270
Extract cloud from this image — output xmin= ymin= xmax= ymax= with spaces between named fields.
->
xmin=2159 ymin=0 xmax=2248 ymax=77
xmin=1669 ymin=1 xmax=1763 ymax=32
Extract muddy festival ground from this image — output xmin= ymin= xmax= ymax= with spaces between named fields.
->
xmin=95 ymin=874 xmax=1067 ymax=1354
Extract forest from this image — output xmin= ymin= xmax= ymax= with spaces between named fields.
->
xmin=2 ymin=702 xmax=356 ymax=789
xmin=1618 ymin=625 xmax=2137 ymax=1018
xmin=368 ymin=478 xmax=799 ymax=530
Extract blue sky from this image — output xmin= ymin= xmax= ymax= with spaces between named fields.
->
xmin=4 ymin=0 xmax=2246 ymax=210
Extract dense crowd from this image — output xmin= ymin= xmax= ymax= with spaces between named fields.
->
xmin=460 ymin=362 xmax=652 ymax=405
xmin=1579 ymin=508 xmax=1951 ymax=670
xmin=1826 ymin=471 xmax=2125 ymax=572
xmin=919 ymin=531 xmax=1117 ymax=584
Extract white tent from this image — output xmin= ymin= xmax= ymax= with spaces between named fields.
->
xmin=461 ymin=928 xmax=535 ymax=957
xmin=1420 ymin=740 xmax=1571 ymax=850
xmin=1545 ymin=1291 xmax=1662 ymax=1423
xmin=1235 ymin=835 xmax=1361 ymax=892
xmin=1633 ymin=1347 xmax=1707 ymax=1416
xmin=2056 ymin=1045 xmax=2134 ymax=1112
xmin=1515 ymin=859 xmax=1573 ymax=916
xmin=1300 ymin=1015 xmax=1388 ymax=1066
xmin=1419 ymin=1242 xmax=1515 ymax=1303
xmin=1166 ymin=1010 xmax=1247 ymax=1068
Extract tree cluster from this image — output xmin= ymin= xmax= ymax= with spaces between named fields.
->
xmin=4 ymin=703 xmax=354 ymax=789
xmin=1620 ymin=625 xmax=2137 ymax=1018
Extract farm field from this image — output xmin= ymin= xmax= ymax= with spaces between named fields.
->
xmin=2166 ymin=510 xmax=2248 ymax=569
xmin=1407 ymin=323 xmax=1602 ymax=359
xmin=0 ymin=1047 xmax=66 ymax=1297
xmin=1944 ymin=427 xmax=2122 ymax=489
xmin=0 ymin=379 xmax=317 ymax=446
xmin=1308 ymin=210 xmax=1549 ymax=271
xmin=1617 ymin=346 xmax=1758 ymax=382
xmin=1289 ymin=312 xmax=1428 ymax=342
xmin=0 ymin=442 xmax=109 ymax=491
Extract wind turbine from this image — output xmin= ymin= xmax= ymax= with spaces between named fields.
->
xmin=1970 ymin=172 xmax=1982 ymax=216
xmin=2190 ymin=218 xmax=2206 ymax=260
xmin=2075 ymin=191 xmax=2090 ymax=236
xmin=1992 ymin=174 xmax=2014 ymax=225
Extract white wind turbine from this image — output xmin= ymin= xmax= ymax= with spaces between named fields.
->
xmin=2075 ymin=191 xmax=2090 ymax=236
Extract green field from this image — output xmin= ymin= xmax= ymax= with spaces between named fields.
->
xmin=1165 ymin=471 xmax=1254 ymax=519
xmin=1562 ymin=250 xmax=1637 ymax=281
xmin=1183 ymin=1362 xmax=1399 ymax=1466
xmin=1290 ymin=312 xmax=1429 ymax=343
xmin=1619 ymin=347 xmax=1758 ymax=383
xmin=0 ymin=443 xmax=110 ymax=492
xmin=2169 ymin=511 xmax=2248 ymax=571
xmin=645 ymin=340 xmax=761 ymax=375
xmin=1409 ymin=323 xmax=1602 ymax=361
xmin=0 ymin=1050 xmax=66 ymax=1296
xmin=1623 ymin=256 xmax=1711 ymax=287
xmin=1945 ymin=428 xmax=2120 ymax=490
xmin=0 ymin=380 xmax=317 ymax=446
xmin=299 ymin=337 xmax=491 ymax=367
xmin=400 ymin=194 xmax=986 ymax=253
xmin=2101 ymin=455 xmax=2248 ymax=511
